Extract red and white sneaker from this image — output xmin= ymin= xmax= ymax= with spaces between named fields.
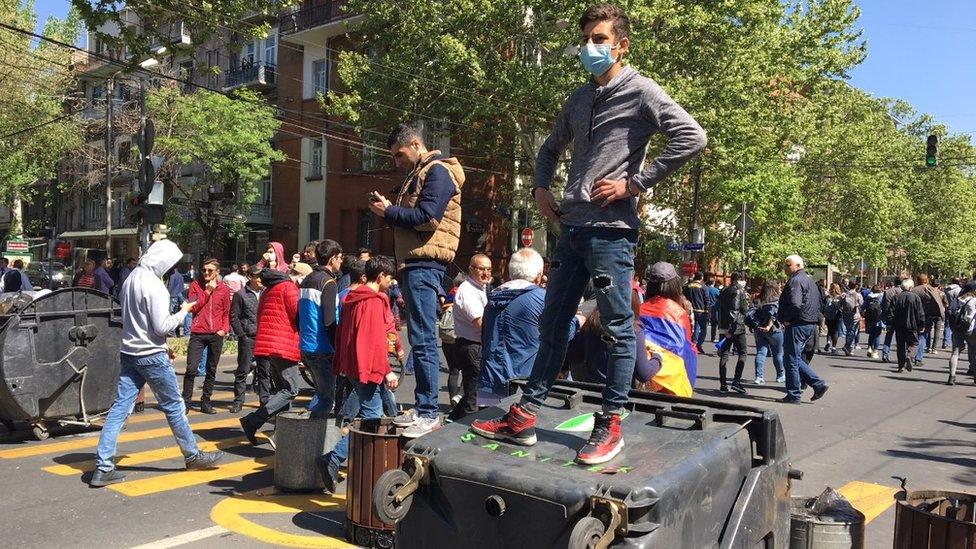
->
xmin=470 ymin=403 xmax=537 ymax=446
xmin=576 ymin=412 xmax=624 ymax=464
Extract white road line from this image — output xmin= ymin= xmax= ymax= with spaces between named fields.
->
xmin=128 ymin=525 xmax=229 ymax=549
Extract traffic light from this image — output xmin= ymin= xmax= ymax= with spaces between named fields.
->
xmin=926 ymin=134 xmax=938 ymax=167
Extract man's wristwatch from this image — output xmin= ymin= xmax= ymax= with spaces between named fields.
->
xmin=627 ymin=180 xmax=641 ymax=197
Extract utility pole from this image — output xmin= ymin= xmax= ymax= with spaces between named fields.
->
xmin=104 ymin=77 xmax=115 ymax=255
xmin=740 ymin=201 xmax=747 ymax=271
xmin=138 ymin=77 xmax=150 ymax=254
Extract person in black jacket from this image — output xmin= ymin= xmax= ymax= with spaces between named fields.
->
xmin=230 ymin=267 xmax=269 ymax=412
xmin=778 ymin=255 xmax=829 ymax=404
xmin=683 ymin=272 xmax=711 ymax=354
xmin=888 ymin=277 xmax=926 ymax=373
xmin=717 ymin=272 xmax=750 ymax=394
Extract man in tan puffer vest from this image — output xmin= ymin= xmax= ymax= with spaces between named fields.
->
xmin=369 ymin=122 xmax=464 ymax=438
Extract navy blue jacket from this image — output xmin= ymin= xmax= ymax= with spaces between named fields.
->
xmin=384 ymin=158 xmax=456 ymax=271
xmin=779 ymin=269 xmax=821 ymax=325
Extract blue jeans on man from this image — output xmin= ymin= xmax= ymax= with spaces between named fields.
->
xmin=401 ymin=267 xmax=444 ymax=419
xmin=301 ymin=351 xmax=336 ymax=419
xmin=916 ymin=317 xmax=940 ymax=361
xmin=842 ymin=315 xmax=859 ymax=352
xmin=96 ymin=352 xmax=200 ymax=472
xmin=692 ymin=311 xmax=709 ymax=352
xmin=755 ymin=329 xmax=784 ymax=381
xmin=521 ymin=226 xmax=638 ymax=414
xmin=324 ymin=381 xmax=384 ymax=469
xmin=783 ymin=323 xmax=827 ymax=401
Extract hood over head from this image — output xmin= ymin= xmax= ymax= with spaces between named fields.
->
xmin=139 ymin=240 xmax=183 ymax=278
xmin=259 ymin=241 xmax=289 ymax=272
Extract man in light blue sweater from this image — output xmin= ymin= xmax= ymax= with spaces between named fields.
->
xmin=91 ymin=239 xmax=225 ymax=487
xmin=473 ymin=3 xmax=706 ymax=465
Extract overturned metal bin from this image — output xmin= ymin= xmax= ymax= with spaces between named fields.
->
xmin=0 ymin=289 xmax=122 ymax=439
xmin=273 ymin=410 xmax=328 ymax=492
xmin=894 ymin=490 xmax=976 ymax=548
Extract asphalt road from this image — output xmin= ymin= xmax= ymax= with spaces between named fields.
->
xmin=1 ymin=336 xmax=974 ymax=548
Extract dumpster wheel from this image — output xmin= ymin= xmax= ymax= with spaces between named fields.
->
xmin=373 ymin=468 xmax=413 ymax=524
xmin=31 ymin=422 xmax=50 ymax=441
xmin=569 ymin=517 xmax=606 ymax=549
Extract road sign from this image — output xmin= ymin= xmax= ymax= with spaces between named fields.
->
xmin=681 ymin=261 xmax=698 ymax=276
xmin=682 ymin=243 xmax=704 ymax=252
xmin=520 ymin=227 xmax=534 ymax=247
xmin=735 ymin=213 xmax=755 ymax=232
xmin=667 ymin=242 xmax=681 ymax=252
xmin=5 ymin=239 xmax=28 ymax=253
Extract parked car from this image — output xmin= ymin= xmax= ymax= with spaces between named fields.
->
xmin=26 ymin=261 xmax=70 ymax=290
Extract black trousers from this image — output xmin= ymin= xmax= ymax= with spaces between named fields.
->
xmin=442 ymin=341 xmax=462 ymax=401
xmin=895 ymin=327 xmax=920 ymax=370
xmin=718 ymin=332 xmax=748 ymax=387
xmin=183 ymin=333 xmax=225 ymax=402
xmin=234 ymin=336 xmax=270 ymax=405
xmin=449 ymin=338 xmax=482 ymax=419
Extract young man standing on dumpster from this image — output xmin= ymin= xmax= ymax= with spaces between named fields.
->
xmin=471 ymin=3 xmax=706 ymax=464
xmin=91 ymin=240 xmax=224 ymax=487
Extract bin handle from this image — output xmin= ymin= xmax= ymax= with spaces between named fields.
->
xmin=546 ymin=388 xmax=582 ymax=410
xmin=655 ymin=408 xmax=708 ymax=430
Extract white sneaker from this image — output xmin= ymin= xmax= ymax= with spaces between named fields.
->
xmin=393 ymin=408 xmax=419 ymax=428
xmin=450 ymin=394 xmax=462 ymax=407
xmin=403 ymin=416 xmax=442 ymax=438
xmin=754 ymin=377 xmax=765 ymax=385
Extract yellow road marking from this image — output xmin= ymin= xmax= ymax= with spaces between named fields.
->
xmin=211 ymin=488 xmax=354 ymax=548
xmin=837 ymin=481 xmax=899 ymax=524
xmin=0 ymin=417 xmax=242 ymax=460
xmin=109 ymin=455 xmax=272 ymax=497
xmin=40 ymin=433 xmax=269 ymax=476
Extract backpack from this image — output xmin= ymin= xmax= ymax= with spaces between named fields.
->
xmin=438 ymin=305 xmax=457 ymax=344
xmin=823 ymin=297 xmax=840 ymax=320
xmin=841 ymin=291 xmax=859 ymax=315
xmin=950 ymin=298 xmax=972 ymax=334
xmin=946 ymin=291 xmax=962 ymax=318
xmin=864 ymin=295 xmax=882 ymax=322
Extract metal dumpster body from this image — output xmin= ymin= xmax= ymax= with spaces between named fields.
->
xmin=392 ymin=380 xmax=792 ymax=548
xmin=0 ymin=289 xmax=122 ymax=432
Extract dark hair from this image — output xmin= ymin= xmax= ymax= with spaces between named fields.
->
xmin=126 ymin=257 xmax=136 ymax=263
xmin=386 ymin=122 xmax=425 ymax=149
xmin=692 ymin=272 xmax=703 ymax=281
xmin=365 ymin=255 xmax=396 ymax=282
xmin=314 ymin=239 xmax=343 ymax=266
xmin=646 ymin=277 xmax=683 ymax=302
xmin=579 ymin=4 xmax=630 ymax=41
xmin=583 ymin=289 xmax=642 ymax=339
xmin=759 ymin=279 xmax=781 ymax=304
xmin=730 ymin=271 xmax=742 ymax=283
xmin=0 ymin=257 xmax=7 ymax=265
xmin=342 ymin=256 xmax=366 ymax=282
xmin=203 ymin=258 xmax=220 ymax=269
xmin=12 ymin=259 xmax=24 ymax=269
xmin=357 ymin=247 xmax=371 ymax=256
xmin=304 ymin=240 xmax=319 ymax=252
xmin=848 ymin=280 xmax=859 ymax=290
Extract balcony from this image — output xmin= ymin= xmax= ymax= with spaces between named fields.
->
xmin=279 ymin=1 xmax=363 ymax=43
xmin=72 ymin=48 xmax=126 ymax=78
xmin=247 ymin=202 xmax=273 ymax=226
xmin=223 ymin=61 xmax=277 ymax=91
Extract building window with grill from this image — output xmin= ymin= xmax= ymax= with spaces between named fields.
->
xmin=264 ymin=34 xmax=277 ymax=66
xmin=308 ymin=138 xmax=323 ymax=178
xmin=358 ymin=209 xmax=372 ymax=249
xmin=312 ymin=59 xmax=329 ymax=95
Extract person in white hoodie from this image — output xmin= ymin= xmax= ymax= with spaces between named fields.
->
xmin=91 ymin=240 xmax=225 ymax=487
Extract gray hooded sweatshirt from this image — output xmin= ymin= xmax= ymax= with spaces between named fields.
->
xmin=535 ymin=66 xmax=707 ymax=230
xmin=120 ymin=240 xmax=189 ymax=356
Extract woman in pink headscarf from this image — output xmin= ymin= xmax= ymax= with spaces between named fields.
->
xmin=257 ymin=242 xmax=289 ymax=273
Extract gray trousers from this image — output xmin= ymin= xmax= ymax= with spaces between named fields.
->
xmin=242 ymin=356 xmax=301 ymax=428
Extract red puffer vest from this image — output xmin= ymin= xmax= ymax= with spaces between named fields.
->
xmin=254 ymin=270 xmax=301 ymax=362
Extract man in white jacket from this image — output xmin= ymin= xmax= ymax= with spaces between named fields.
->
xmin=91 ymin=240 xmax=225 ymax=487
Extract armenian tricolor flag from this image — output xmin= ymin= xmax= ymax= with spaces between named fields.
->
xmin=639 ymin=296 xmax=697 ymax=397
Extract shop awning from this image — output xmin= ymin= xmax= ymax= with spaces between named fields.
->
xmin=58 ymin=228 xmax=138 ymax=239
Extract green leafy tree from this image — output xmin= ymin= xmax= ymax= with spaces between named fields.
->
xmin=0 ymin=0 xmax=82 ymax=233
xmin=146 ymin=86 xmax=285 ymax=252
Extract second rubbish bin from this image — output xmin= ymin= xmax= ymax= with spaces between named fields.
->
xmin=273 ymin=411 xmax=328 ymax=492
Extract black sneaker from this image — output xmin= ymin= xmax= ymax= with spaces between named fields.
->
xmin=185 ymin=450 xmax=225 ymax=470
xmin=811 ymin=384 xmax=829 ymax=401
xmin=229 ymin=402 xmax=242 ymax=414
xmin=778 ymin=396 xmax=802 ymax=405
xmin=318 ymin=454 xmax=340 ymax=494
xmin=948 ymin=375 xmax=956 ymax=386
xmin=719 ymin=386 xmax=730 ymax=393
xmin=89 ymin=469 xmax=127 ymax=487
xmin=200 ymin=401 xmax=217 ymax=415
xmin=907 ymin=361 xmax=915 ymax=372
xmin=133 ymin=402 xmax=145 ymax=414
xmin=730 ymin=382 xmax=747 ymax=394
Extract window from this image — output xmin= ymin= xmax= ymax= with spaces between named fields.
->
xmin=92 ymin=83 xmax=106 ymax=101
xmin=179 ymin=60 xmax=195 ymax=90
xmin=312 ymin=59 xmax=329 ymax=95
xmin=87 ymin=195 xmax=104 ymax=223
xmin=257 ymin=179 xmax=271 ymax=205
xmin=361 ymin=135 xmax=384 ymax=172
xmin=309 ymin=138 xmax=323 ymax=177
xmin=358 ymin=209 xmax=372 ymax=249
xmin=264 ymin=34 xmax=277 ymax=66
xmin=308 ymin=212 xmax=320 ymax=242
xmin=206 ymin=49 xmax=219 ymax=88
xmin=425 ymin=120 xmax=451 ymax=156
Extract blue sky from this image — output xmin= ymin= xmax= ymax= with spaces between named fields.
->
xmin=29 ymin=0 xmax=975 ymax=135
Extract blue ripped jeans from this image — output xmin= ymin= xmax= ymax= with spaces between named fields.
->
xmin=521 ymin=225 xmax=638 ymax=415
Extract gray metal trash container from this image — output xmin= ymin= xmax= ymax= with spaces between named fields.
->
xmin=790 ymin=496 xmax=865 ymax=549
xmin=273 ymin=411 xmax=328 ymax=492
xmin=0 ymin=288 xmax=123 ymax=439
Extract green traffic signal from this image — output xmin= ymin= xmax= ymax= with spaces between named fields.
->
xmin=926 ymin=134 xmax=938 ymax=167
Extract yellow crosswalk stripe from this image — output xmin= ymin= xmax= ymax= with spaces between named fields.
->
xmin=109 ymin=455 xmax=273 ymax=497
xmin=837 ymin=481 xmax=899 ymax=524
xmin=40 ymin=433 xmax=269 ymax=476
xmin=0 ymin=417 xmax=242 ymax=460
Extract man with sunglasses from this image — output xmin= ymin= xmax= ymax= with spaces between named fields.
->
xmin=183 ymin=258 xmax=232 ymax=414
